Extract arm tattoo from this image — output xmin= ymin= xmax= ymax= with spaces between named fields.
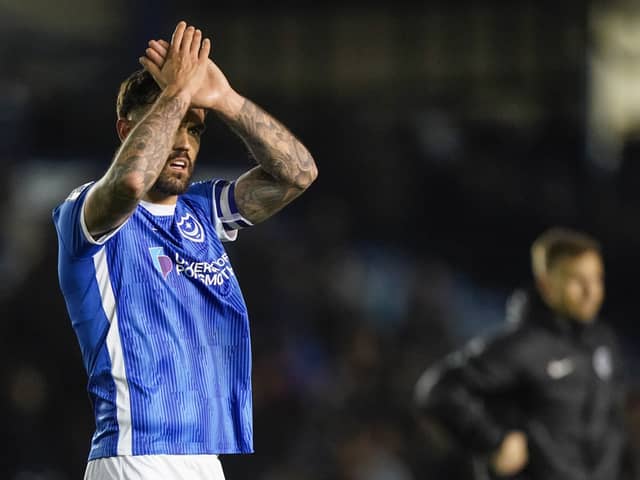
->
xmin=234 ymin=167 xmax=304 ymax=223
xmin=224 ymin=99 xmax=317 ymax=223
xmin=110 ymin=96 xmax=185 ymax=193
xmin=86 ymin=94 xmax=187 ymax=237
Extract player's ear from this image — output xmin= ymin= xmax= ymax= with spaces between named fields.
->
xmin=116 ymin=118 xmax=133 ymax=142
xmin=536 ymin=273 xmax=554 ymax=306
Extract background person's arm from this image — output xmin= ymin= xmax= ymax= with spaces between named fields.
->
xmin=414 ymin=331 xmax=529 ymax=476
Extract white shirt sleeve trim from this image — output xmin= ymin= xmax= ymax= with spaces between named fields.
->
xmin=80 ymin=183 xmax=129 ymax=246
xmin=211 ymin=181 xmax=238 ymax=242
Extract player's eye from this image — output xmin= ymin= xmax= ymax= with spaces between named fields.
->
xmin=188 ymin=126 xmax=205 ymax=138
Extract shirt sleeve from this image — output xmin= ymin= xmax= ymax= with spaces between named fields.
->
xmin=186 ymin=179 xmax=254 ymax=242
xmin=52 ymin=182 xmax=125 ymax=258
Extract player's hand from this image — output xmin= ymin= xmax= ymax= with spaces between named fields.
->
xmin=490 ymin=430 xmax=529 ymax=477
xmin=144 ymin=36 xmax=233 ymax=110
xmin=139 ymin=21 xmax=211 ymax=102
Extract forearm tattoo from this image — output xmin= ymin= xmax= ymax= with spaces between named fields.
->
xmin=231 ymin=100 xmax=316 ymax=187
xmin=226 ymin=99 xmax=317 ymax=223
xmin=110 ymin=95 xmax=185 ymax=195
xmin=87 ymin=95 xmax=187 ymax=235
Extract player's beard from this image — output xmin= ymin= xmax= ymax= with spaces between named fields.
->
xmin=151 ymin=161 xmax=195 ymax=196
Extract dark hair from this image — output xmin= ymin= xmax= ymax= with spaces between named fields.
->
xmin=531 ymin=227 xmax=601 ymax=276
xmin=116 ymin=69 xmax=161 ymax=119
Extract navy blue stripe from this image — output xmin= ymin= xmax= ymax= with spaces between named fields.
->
xmin=227 ymin=182 xmax=239 ymax=215
xmin=213 ymin=181 xmax=224 ymax=219
xmin=234 ymin=218 xmax=252 ymax=228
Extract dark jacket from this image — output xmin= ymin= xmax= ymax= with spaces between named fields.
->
xmin=415 ymin=290 xmax=633 ymax=480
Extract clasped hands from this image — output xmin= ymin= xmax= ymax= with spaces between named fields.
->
xmin=139 ymin=21 xmax=235 ymax=112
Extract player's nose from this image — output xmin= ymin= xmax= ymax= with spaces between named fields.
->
xmin=173 ymin=127 xmax=191 ymax=150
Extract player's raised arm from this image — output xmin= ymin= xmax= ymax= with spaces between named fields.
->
xmin=218 ymin=97 xmax=317 ymax=224
xmin=145 ymin=37 xmax=318 ymax=225
xmin=85 ymin=22 xmax=209 ymax=239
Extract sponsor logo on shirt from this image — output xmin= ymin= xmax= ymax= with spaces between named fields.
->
xmin=177 ymin=212 xmax=205 ymax=243
xmin=149 ymin=247 xmax=173 ymax=279
xmin=546 ymin=358 xmax=574 ymax=379
xmin=149 ymin=247 xmax=234 ymax=287
xmin=174 ymin=252 xmax=234 ymax=287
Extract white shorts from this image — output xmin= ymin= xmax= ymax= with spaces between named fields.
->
xmin=84 ymin=454 xmax=225 ymax=480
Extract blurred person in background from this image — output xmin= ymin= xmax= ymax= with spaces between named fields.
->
xmin=53 ymin=21 xmax=316 ymax=480
xmin=414 ymin=228 xmax=636 ymax=480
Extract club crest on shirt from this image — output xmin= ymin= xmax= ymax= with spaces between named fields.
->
xmin=593 ymin=346 xmax=613 ymax=380
xmin=177 ymin=212 xmax=205 ymax=243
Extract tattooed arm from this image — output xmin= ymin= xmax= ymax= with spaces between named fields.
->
xmin=216 ymin=91 xmax=317 ymax=223
xmin=85 ymin=21 xmax=210 ymax=239
xmin=84 ymin=91 xmax=190 ymax=238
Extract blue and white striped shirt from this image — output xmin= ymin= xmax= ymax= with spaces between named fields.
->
xmin=53 ymin=179 xmax=254 ymax=460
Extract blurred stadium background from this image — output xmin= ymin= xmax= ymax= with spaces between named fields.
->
xmin=2 ymin=0 xmax=640 ymax=478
